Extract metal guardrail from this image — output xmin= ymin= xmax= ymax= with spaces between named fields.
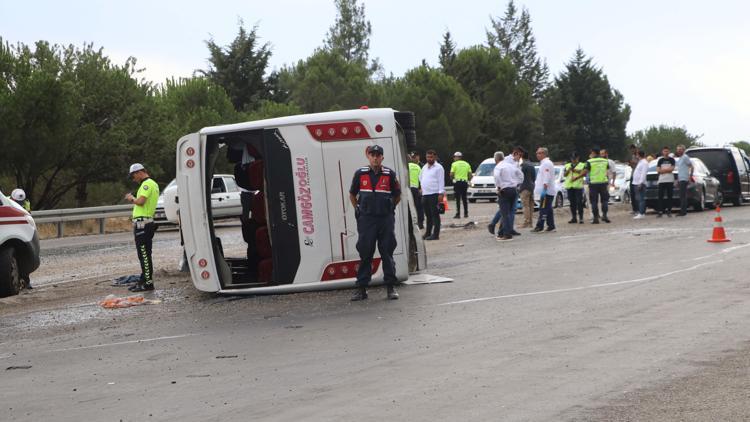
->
xmin=29 ymin=186 xmax=457 ymax=239
xmin=32 ymin=204 xmax=133 ymax=238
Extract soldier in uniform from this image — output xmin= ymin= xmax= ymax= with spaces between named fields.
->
xmin=124 ymin=163 xmax=159 ymax=292
xmin=349 ymin=145 xmax=401 ymax=301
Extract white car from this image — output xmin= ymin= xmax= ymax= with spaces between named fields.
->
xmin=155 ymin=174 xmax=243 ymax=224
xmin=609 ymin=164 xmax=632 ymax=203
xmin=467 ymin=158 xmax=498 ymax=203
xmin=0 ymin=191 xmax=39 ymax=297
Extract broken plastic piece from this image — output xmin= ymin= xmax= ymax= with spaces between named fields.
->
xmin=99 ymin=294 xmax=162 ymax=309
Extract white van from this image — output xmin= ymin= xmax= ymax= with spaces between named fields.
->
xmin=467 ymin=158 xmax=497 ymax=203
xmin=174 ymin=108 xmax=426 ymax=294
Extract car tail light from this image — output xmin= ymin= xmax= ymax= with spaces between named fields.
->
xmin=201 ymin=271 xmax=210 ymax=279
xmin=727 ymin=170 xmax=735 ymax=184
xmin=321 ymin=258 xmax=381 ymax=281
xmin=307 ymin=122 xmax=371 ymax=142
xmin=198 ymin=259 xmax=208 ymax=267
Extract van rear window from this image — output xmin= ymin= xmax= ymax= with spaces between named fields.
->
xmin=687 ymin=150 xmax=729 ymax=171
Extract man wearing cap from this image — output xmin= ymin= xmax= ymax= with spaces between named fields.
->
xmin=10 ymin=188 xmax=30 ymax=212
xmin=349 ymin=145 xmax=401 ymax=301
xmin=124 ymin=163 xmax=159 ymax=292
xmin=450 ymin=152 xmax=472 ymax=219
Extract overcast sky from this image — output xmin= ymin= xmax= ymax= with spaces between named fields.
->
xmin=2 ymin=0 xmax=748 ymax=145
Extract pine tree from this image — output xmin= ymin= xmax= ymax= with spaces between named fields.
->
xmin=201 ymin=21 xmax=273 ymax=112
xmin=487 ymin=1 xmax=549 ymax=99
xmin=438 ymin=30 xmax=457 ymax=74
xmin=542 ymin=48 xmax=631 ymax=158
xmin=324 ymin=0 xmax=372 ymax=66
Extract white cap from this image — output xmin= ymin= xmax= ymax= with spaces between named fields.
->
xmin=128 ymin=163 xmax=145 ymax=175
xmin=453 ymin=151 xmax=463 ymax=157
xmin=11 ymin=188 xmax=26 ymax=202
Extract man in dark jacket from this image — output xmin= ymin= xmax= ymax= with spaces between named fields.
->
xmin=519 ymin=149 xmax=536 ymax=228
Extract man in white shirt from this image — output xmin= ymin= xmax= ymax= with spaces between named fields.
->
xmin=419 ymin=149 xmax=445 ymax=240
xmin=494 ymin=148 xmax=524 ymax=241
xmin=631 ymin=150 xmax=649 ymax=219
xmin=532 ymin=147 xmax=558 ymax=233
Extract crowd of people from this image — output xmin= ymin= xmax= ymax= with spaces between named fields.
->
xmin=408 ymin=143 xmax=696 ymax=242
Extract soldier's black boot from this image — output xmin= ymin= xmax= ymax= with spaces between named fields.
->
xmin=351 ymin=287 xmax=368 ymax=301
xmin=387 ymin=285 xmax=399 ymax=300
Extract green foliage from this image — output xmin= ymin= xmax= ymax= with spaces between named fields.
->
xmin=243 ymin=100 xmax=303 ymax=121
xmin=201 ymin=21 xmax=273 ymax=112
xmin=629 ymin=125 xmax=703 ymax=156
xmin=0 ymin=39 xmax=161 ymax=208
xmin=450 ymin=46 xmax=541 ymax=156
xmin=438 ymin=30 xmax=457 ymax=74
xmin=541 ymin=48 xmax=631 ymax=160
xmin=278 ymin=49 xmax=379 ymax=113
xmin=155 ymin=77 xmax=238 ymax=179
xmin=387 ymin=66 xmax=482 ymax=164
xmin=731 ymin=141 xmax=750 ymax=156
xmin=487 ymin=0 xmax=549 ymax=99
xmin=1 ymin=6 xmax=652 ymax=208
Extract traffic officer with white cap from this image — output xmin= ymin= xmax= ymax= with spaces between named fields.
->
xmin=10 ymin=189 xmax=30 ymax=211
xmin=124 ymin=163 xmax=159 ymax=292
xmin=450 ymin=151 xmax=472 ymax=218
xmin=349 ymin=145 xmax=401 ymax=301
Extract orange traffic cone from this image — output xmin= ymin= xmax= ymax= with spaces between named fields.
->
xmin=707 ymin=206 xmax=730 ymax=243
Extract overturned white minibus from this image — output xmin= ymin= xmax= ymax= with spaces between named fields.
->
xmin=173 ymin=108 xmax=426 ymax=294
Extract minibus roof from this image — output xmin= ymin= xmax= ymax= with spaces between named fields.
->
xmin=199 ymin=108 xmax=396 ymax=136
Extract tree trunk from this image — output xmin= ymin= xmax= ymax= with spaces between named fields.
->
xmin=75 ymin=181 xmax=88 ymax=208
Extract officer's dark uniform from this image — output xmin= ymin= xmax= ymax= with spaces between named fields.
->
xmin=349 ymin=152 xmax=401 ymax=300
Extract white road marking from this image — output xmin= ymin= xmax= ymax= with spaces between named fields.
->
xmin=49 ymin=333 xmax=200 ymax=353
xmin=438 ymin=260 xmax=723 ymax=306
xmin=690 ymin=242 xmax=750 ymax=261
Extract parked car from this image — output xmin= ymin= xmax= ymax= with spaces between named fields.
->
xmin=685 ymin=146 xmax=750 ymax=206
xmin=0 ymin=190 xmax=40 ymax=297
xmin=643 ymin=157 xmax=722 ymax=211
xmin=609 ymin=164 xmax=632 ymax=203
xmin=155 ymin=174 xmax=243 ymax=225
xmin=467 ymin=158 xmax=497 ymax=203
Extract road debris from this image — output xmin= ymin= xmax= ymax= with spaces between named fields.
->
xmin=99 ymin=294 xmax=162 ymax=309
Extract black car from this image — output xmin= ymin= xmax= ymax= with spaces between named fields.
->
xmin=685 ymin=146 xmax=750 ymax=206
xmin=643 ymin=157 xmax=722 ymax=212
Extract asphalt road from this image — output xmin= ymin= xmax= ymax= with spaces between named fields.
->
xmin=2 ymin=202 xmax=750 ymax=421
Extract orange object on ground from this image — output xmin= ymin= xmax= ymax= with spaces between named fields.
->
xmin=99 ymin=294 xmax=160 ymax=309
xmin=707 ymin=206 xmax=730 ymax=243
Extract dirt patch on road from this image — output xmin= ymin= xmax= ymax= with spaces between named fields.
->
xmin=565 ymin=342 xmax=750 ymax=421
xmin=0 ymin=269 xmax=196 ymax=338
